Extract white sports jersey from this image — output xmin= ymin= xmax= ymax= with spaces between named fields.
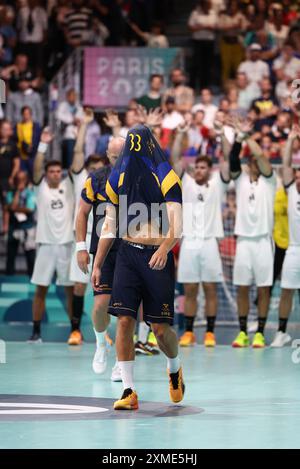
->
xmin=72 ymin=169 xmax=93 ymax=234
xmin=182 ymin=171 xmax=228 ymax=239
xmin=234 ymin=171 xmax=276 ymax=237
xmin=287 ymin=182 xmax=300 ymax=246
xmin=35 ymin=176 xmax=74 ymax=244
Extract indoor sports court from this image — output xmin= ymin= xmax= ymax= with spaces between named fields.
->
xmin=1 ymin=0 xmax=300 ymax=457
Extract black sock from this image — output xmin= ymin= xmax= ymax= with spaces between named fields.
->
xmin=239 ymin=316 xmax=247 ymax=333
xmin=206 ymin=316 xmax=216 ymax=333
xmin=185 ymin=316 xmax=195 ymax=332
xmin=33 ymin=320 xmax=41 ymax=335
xmin=279 ymin=317 xmax=288 ymax=333
xmin=257 ymin=317 xmax=267 ymax=334
xmin=71 ymin=295 xmax=84 ymax=331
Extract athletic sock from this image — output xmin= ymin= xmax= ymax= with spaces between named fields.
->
xmin=257 ymin=317 xmax=267 ymax=334
xmin=279 ymin=317 xmax=288 ymax=333
xmin=33 ymin=320 xmax=41 ymax=335
xmin=118 ymin=360 xmax=135 ymax=390
xmin=206 ymin=316 xmax=216 ymax=333
xmin=167 ymin=356 xmax=180 ymax=374
xmin=185 ymin=316 xmax=195 ymax=332
xmin=71 ymin=294 xmax=84 ymax=331
xmin=94 ymin=328 xmax=106 ymax=347
xmin=239 ymin=316 xmax=247 ymax=333
xmin=138 ymin=321 xmax=150 ymax=344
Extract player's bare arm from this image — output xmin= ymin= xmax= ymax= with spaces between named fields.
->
xmin=76 ymin=199 xmax=92 ymax=274
xmin=103 ymin=109 xmax=122 ymax=138
xmin=71 ymin=108 xmax=94 ymax=174
xmin=170 ymin=123 xmax=188 ymax=177
xmin=246 ymin=138 xmax=272 ymax=177
xmin=282 ymin=124 xmax=299 ymax=187
xmin=149 ymin=202 xmax=182 ymax=270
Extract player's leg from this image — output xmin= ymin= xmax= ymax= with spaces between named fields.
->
xmin=271 ymin=246 xmax=300 ymax=347
xmin=232 ymin=237 xmax=252 ymax=347
xmin=135 ymin=306 xmax=160 ymax=356
xmin=91 ymin=293 xmax=111 ymax=375
xmin=202 ymin=282 xmax=217 ymax=347
xmin=252 ymin=236 xmax=274 ymax=348
xmin=29 ymin=244 xmax=56 ymax=342
xmin=68 ymin=282 xmax=86 ymax=345
xmin=177 ymin=238 xmax=201 ymax=346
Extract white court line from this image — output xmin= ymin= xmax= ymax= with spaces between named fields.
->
xmin=0 ymin=403 xmax=109 ymax=415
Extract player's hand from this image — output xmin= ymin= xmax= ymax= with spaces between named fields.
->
xmin=82 ymin=107 xmax=94 ymax=125
xmin=77 ymin=250 xmax=90 ymax=274
xmin=103 ymin=109 xmax=121 ymax=129
xmin=91 ymin=266 xmax=102 ymax=291
xmin=149 ymin=246 xmax=168 ymax=270
xmin=40 ymin=127 xmax=54 ymax=144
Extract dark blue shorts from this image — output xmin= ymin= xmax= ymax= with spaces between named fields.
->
xmin=108 ymin=241 xmax=175 ymax=324
xmin=93 ymin=249 xmax=117 ymax=296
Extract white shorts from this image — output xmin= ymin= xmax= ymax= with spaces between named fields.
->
xmin=233 ymin=235 xmax=274 ymax=287
xmin=31 ymin=242 xmax=74 ymax=287
xmin=281 ymin=245 xmax=300 ymax=289
xmin=177 ymin=237 xmax=223 ymax=283
xmin=69 ymin=233 xmax=93 ymax=284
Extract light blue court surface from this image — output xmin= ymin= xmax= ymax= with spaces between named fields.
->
xmin=0 ymin=342 xmax=300 ymax=449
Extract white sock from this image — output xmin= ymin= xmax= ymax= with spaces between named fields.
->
xmin=138 ymin=321 xmax=150 ymax=344
xmin=94 ymin=328 xmax=106 ymax=347
xmin=118 ymin=360 xmax=135 ymax=390
xmin=167 ymin=356 xmax=180 ymax=374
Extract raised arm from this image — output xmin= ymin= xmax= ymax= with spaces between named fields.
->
xmin=33 ymin=128 xmax=53 ymax=185
xmin=246 ymin=138 xmax=272 ymax=177
xmin=228 ymin=117 xmax=253 ymax=179
xmin=282 ymin=125 xmax=299 ymax=187
xmin=103 ymin=109 xmax=121 ymax=138
xmin=170 ymin=125 xmax=187 ymax=177
xmin=214 ymin=118 xmax=230 ymax=182
xmin=71 ymin=108 xmax=94 ymax=173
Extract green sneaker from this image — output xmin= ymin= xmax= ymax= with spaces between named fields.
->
xmin=148 ymin=331 xmax=158 ymax=346
xmin=232 ymin=331 xmax=250 ymax=348
xmin=252 ymin=332 xmax=265 ymax=348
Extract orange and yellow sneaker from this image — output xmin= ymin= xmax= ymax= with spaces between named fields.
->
xmin=204 ymin=332 xmax=216 ymax=347
xmin=179 ymin=331 xmax=196 ymax=347
xmin=105 ymin=333 xmax=114 ymax=348
xmin=113 ymin=388 xmax=139 ymax=410
xmin=168 ymin=367 xmax=185 ymax=403
xmin=68 ymin=330 xmax=83 ymax=346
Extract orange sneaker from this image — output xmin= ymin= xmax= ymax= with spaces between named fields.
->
xmin=114 ymin=388 xmax=139 ymax=410
xmin=68 ymin=330 xmax=83 ymax=346
xmin=105 ymin=332 xmax=114 ymax=347
xmin=204 ymin=332 xmax=216 ymax=347
xmin=179 ymin=331 xmax=196 ymax=347
xmin=168 ymin=367 xmax=185 ymax=404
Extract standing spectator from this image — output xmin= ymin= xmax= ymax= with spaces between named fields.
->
xmin=236 ymin=72 xmax=260 ymax=111
xmin=55 ymin=88 xmax=83 ymax=168
xmin=219 ymin=0 xmax=248 ymax=85
xmin=188 ymin=0 xmax=217 ymax=90
xmin=161 ymin=96 xmax=184 ymax=149
xmin=1 ymin=54 xmax=40 ymax=93
xmin=192 ymin=88 xmax=218 ymax=129
xmin=129 ymin=20 xmax=169 ymax=47
xmin=5 ymin=171 xmax=36 ymax=276
xmin=63 ymin=0 xmax=94 ymax=49
xmin=265 ymin=3 xmax=290 ymax=48
xmin=0 ymin=120 xmax=20 ymax=234
xmin=273 ymin=41 xmax=300 ymax=81
xmin=16 ymin=0 xmax=48 ymax=73
xmin=0 ymin=6 xmax=17 ymax=67
xmin=252 ymin=77 xmax=279 ymax=127
xmin=5 ymin=79 xmax=44 ymax=127
xmin=164 ymin=68 xmax=194 ymax=113
xmin=238 ymin=43 xmax=270 ymax=85
xmin=136 ymin=74 xmax=164 ymax=111
xmin=16 ymin=105 xmax=41 ymax=177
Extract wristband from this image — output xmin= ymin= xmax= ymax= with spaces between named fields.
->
xmin=76 ymin=241 xmax=87 ymax=252
xmin=37 ymin=142 xmax=48 ymax=154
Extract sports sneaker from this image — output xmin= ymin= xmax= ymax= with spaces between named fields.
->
xmin=270 ymin=331 xmax=292 ymax=348
xmin=168 ymin=367 xmax=185 ymax=404
xmin=179 ymin=331 xmax=196 ymax=347
xmin=105 ymin=333 xmax=113 ymax=348
xmin=232 ymin=331 xmax=250 ymax=348
xmin=27 ymin=333 xmax=42 ymax=344
xmin=148 ymin=331 xmax=158 ymax=346
xmin=114 ymin=388 xmax=139 ymax=410
xmin=135 ymin=341 xmax=160 ymax=355
xmin=252 ymin=332 xmax=265 ymax=348
xmin=92 ymin=344 xmax=108 ymax=374
xmin=111 ymin=362 xmax=122 ymax=382
xmin=68 ymin=330 xmax=83 ymax=346
xmin=204 ymin=332 xmax=216 ymax=347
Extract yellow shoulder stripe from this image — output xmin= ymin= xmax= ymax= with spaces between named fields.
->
xmin=118 ymin=172 xmax=124 ymax=188
xmin=161 ymin=169 xmax=182 ymax=197
xmin=97 ymin=193 xmax=106 ymax=202
xmin=152 ymin=172 xmax=160 ymax=187
xmin=106 ymin=180 xmax=119 ymax=205
xmin=84 ymin=177 xmax=95 ymax=202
